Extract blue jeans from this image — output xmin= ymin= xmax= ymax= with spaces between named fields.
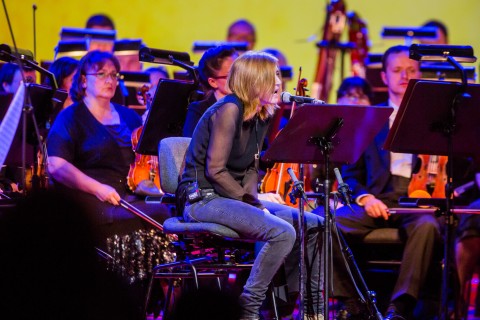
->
xmin=184 ymin=193 xmax=324 ymax=318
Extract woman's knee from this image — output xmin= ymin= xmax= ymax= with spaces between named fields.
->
xmin=275 ymin=223 xmax=296 ymax=248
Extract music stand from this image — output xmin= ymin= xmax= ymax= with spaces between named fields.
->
xmin=135 ymin=79 xmax=195 ymax=156
xmin=263 ymin=103 xmax=392 ymax=319
xmin=384 ymin=79 xmax=480 ymax=320
xmin=26 ymin=84 xmax=68 ymax=138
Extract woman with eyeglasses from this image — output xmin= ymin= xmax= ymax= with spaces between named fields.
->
xmin=182 ymin=45 xmax=238 ymax=137
xmin=47 ymin=51 xmax=172 ymax=317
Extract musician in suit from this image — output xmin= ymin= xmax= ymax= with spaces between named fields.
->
xmin=334 ymin=45 xmax=442 ymax=320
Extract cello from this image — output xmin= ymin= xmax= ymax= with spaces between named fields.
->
xmin=126 ymin=86 xmax=163 ymax=196
xmin=311 ymin=0 xmax=347 ymax=101
xmin=260 ymin=69 xmax=311 ymax=207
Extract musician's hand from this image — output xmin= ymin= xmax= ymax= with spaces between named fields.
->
xmin=361 ymin=195 xmax=389 ymax=220
xmin=95 ymin=184 xmax=121 ymax=205
xmin=258 ymin=192 xmax=286 ymax=204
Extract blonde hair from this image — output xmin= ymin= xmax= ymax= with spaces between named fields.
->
xmin=227 ymin=51 xmax=279 ymax=120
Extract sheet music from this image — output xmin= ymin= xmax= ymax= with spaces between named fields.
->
xmin=0 ymin=83 xmax=25 ymax=167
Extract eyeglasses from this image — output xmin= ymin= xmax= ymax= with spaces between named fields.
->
xmin=212 ymin=75 xmax=228 ymax=80
xmin=85 ymin=72 xmax=121 ymax=81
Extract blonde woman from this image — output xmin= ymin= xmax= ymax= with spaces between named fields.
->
xmin=176 ymin=51 xmax=324 ymax=320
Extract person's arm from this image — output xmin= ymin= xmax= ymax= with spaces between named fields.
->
xmin=342 ymin=155 xmax=389 ymax=220
xmin=205 ymin=102 xmax=263 ymax=208
xmin=48 ymin=156 xmax=121 ymax=205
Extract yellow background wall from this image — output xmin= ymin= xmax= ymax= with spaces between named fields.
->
xmin=2 ymin=0 xmax=479 ymax=102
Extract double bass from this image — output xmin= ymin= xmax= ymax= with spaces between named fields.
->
xmin=260 ymin=69 xmax=311 ymax=207
xmin=311 ymin=0 xmax=347 ymax=101
xmin=347 ymin=11 xmax=369 ymax=78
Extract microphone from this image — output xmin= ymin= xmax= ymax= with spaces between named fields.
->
xmin=281 ymin=92 xmax=325 ymax=105
xmin=334 ymin=167 xmax=353 ymax=207
xmin=287 ymin=167 xmax=304 ymax=193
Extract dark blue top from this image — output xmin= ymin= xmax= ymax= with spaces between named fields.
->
xmin=47 ymin=102 xmax=141 ymax=195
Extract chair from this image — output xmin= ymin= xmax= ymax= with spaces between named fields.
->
xmin=144 ymin=136 xmax=280 ymax=319
xmin=353 ymin=227 xmax=442 ymax=314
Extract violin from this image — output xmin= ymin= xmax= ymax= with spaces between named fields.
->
xmin=260 ymin=69 xmax=311 ymax=207
xmin=347 ymin=11 xmax=369 ymax=78
xmin=408 ymin=155 xmax=448 ymax=198
xmin=311 ymin=0 xmax=347 ymax=101
xmin=126 ymin=86 xmax=163 ymax=196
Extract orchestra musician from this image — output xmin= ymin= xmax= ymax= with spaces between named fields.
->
xmin=455 ymin=175 xmax=480 ymax=317
xmin=419 ymin=20 xmax=448 ymax=45
xmin=0 ymin=63 xmax=37 ymax=193
xmin=182 ymin=45 xmax=238 ymax=138
xmin=176 ymin=51 xmax=324 ymax=320
xmin=46 ymin=51 xmax=171 ymax=317
xmin=0 ymin=62 xmax=36 ymax=94
xmin=226 ymin=19 xmax=256 ymax=51
xmin=85 ymin=13 xmax=115 ymax=31
xmin=45 ymin=56 xmax=79 ymax=111
xmin=334 ymin=45 xmax=442 ymax=320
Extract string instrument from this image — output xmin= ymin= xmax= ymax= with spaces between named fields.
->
xmin=127 ymin=86 xmax=163 ymax=196
xmin=25 ymin=146 xmax=49 ymax=192
xmin=347 ymin=11 xmax=369 ymax=78
xmin=408 ymin=155 xmax=448 ymax=198
xmin=260 ymin=69 xmax=311 ymax=207
xmin=311 ymin=0 xmax=347 ymax=101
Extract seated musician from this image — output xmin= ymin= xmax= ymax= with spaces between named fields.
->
xmin=334 ymin=46 xmax=442 ymax=320
xmin=45 ymin=56 xmax=79 ymax=118
xmin=0 ymin=62 xmax=37 ymax=94
xmin=46 ymin=51 xmax=172 ymax=316
xmin=176 ymin=51 xmax=324 ymax=320
xmin=455 ymin=171 xmax=480 ymax=317
xmin=182 ymin=45 xmax=238 ymax=138
xmin=0 ymin=63 xmax=37 ymax=194
xmin=226 ymin=19 xmax=256 ymax=51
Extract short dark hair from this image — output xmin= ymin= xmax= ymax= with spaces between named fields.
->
xmin=198 ymin=45 xmax=238 ymax=91
xmin=423 ymin=20 xmax=448 ymax=39
xmin=86 ymin=14 xmax=115 ymax=30
xmin=381 ymin=45 xmax=410 ymax=72
xmin=70 ymin=50 xmax=120 ymax=103
xmin=45 ymin=57 xmax=79 ymax=89
xmin=144 ymin=66 xmax=169 ymax=79
xmin=0 ymin=63 xmax=19 ymax=92
xmin=227 ymin=19 xmax=256 ymax=38
xmin=337 ymin=76 xmax=373 ymax=101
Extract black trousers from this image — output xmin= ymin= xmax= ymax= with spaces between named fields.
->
xmin=333 ymin=203 xmax=441 ymax=302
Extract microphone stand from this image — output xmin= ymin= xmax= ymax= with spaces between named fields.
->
xmin=1 ymin=1 xmax=56 ymax=195
xmin=287 ymin=166 xmax=306 ymax=320
xmin=331 ymin=170 xmax=383 ymax=320
xmin=308 ymin=118 xmax=344 ymax=319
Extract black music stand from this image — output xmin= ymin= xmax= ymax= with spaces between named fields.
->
xmin=135 ymin=79 xmax=195 ymax=156
xmin=263 ymin=103 xmax=392 ymax=319
xmin=384 ymin=79 xmax=480 ymax=320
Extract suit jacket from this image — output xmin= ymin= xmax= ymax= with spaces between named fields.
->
xmin=340 ymin=102 xmax=416 ymax=199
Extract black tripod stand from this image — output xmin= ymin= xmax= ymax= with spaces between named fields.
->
xmin=264 ymin=103 xmax=392 ymax=319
